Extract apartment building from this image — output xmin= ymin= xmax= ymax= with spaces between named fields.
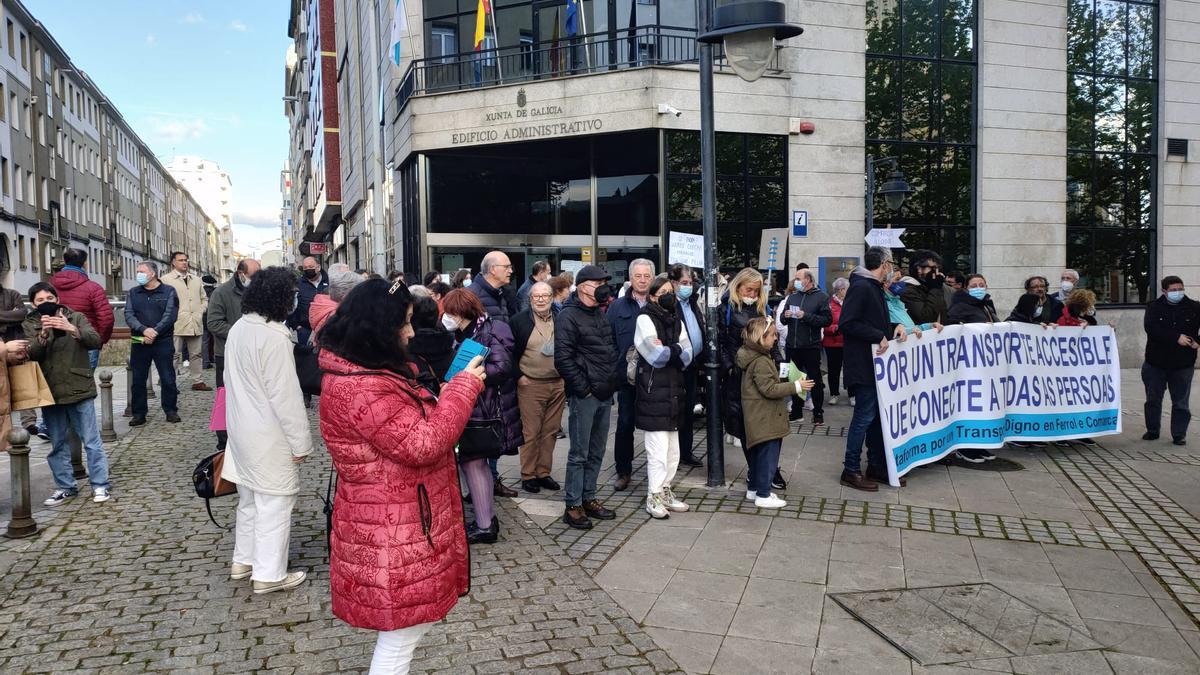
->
xmin=0 ymin=0 xmax=220 ymax=298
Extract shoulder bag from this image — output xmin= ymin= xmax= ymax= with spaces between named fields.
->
xmin=192 ymin=450 xmax=238 ymax=529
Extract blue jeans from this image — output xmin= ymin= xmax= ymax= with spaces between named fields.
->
xmin=88 ymin=349 xmax=99 ymax=370
xmin=564 ymin=394 xmax=612 ymax=507
xmin=130 ymin=339 xmax=178 ymax=417
xmin=44 ymin=397 xmax=110 ymax=490
xmin=844 ymin=383 xmax=885 ymax=475
xmin=748 ymin=439 xmax=782 ymax=497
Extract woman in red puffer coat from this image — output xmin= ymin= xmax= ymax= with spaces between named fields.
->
xmin=317 ymin=278 xmax=486 ymax=674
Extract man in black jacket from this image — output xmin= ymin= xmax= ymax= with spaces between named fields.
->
xmin=901 ymin=249 xmax=949 ymax=326
xmin=469 ymin=250 xmax=518 ymax=324
xmin=555 ymin=265 xmax=619 ymax=530
xmin=839 ymin=246 xmax=906 ymax=491
xmin=1142 ymin=275 xmax=1200 ymax=445
xmin=777 ymin=268 xmax=832 ymax=424
xmin=288 ymin=256 xmax=328 ymax=347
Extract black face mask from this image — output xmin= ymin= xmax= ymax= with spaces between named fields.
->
xmin=302 ymin=268 xmax=319 ymax=279
xmin=36 ymin=302 xmax=61 ymax=316
xmin=592 ymin=284 xmax=613 ymax=304
xmin=657 ymin=293 xmax=677 ymax=312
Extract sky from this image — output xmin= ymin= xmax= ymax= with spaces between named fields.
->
xmin=25 ymin=0 xmax=293 ymax=257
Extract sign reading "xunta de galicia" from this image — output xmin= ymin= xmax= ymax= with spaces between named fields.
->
xmin=449 ymin=87 xmax=603 ymax=145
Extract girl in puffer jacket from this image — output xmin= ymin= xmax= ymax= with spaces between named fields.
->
xmin=319 ymin=279 xmax=486 ymax=675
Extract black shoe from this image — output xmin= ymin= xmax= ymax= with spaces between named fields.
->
xmin=462 ymin=492 xmax=472 ymax=504
xmin=129 ymin=416 xmax=146 ymax=427
xmin=521 ymin=479 xmax=542 ymax=494
xmin=538 ymin=476 xmax=561 ymax=491
xmin=23 ymin=424 xmax=39 ymax=438
xmin=771 ymin=469 xmax=787 ymax=491
xmin=789 ymin=410 xmax=804 ymax=422
xmin=1173 ymin=437 xmax=1186 ymax=446
xmin=1142 ymin=431 xmax=1159 ymax=441
xmin=493 ymin=479 xmax=519 ymax=498
xmin=679 ymin=454 xmax=703 ymax=467
xmin=978 ymin=448 xmax=997 ymax=461
xmin=583 ymin=499 xmax=616 ymax=520
xmin=555 ymin=429 xmax=567 ymax=440
xmin=165 ymin=413 xmax=182 ymax=423
xmin=466 ymin=519 xmax=498 ymax=544
xmin=955 ymin=449 xmax=987 ymax=463
xmin=563 ymin=507 xmax=593 ymax=530
xmin=1076 ymin=437 xmax=1098 ymax=447
xmin=1053 ymin=440 xmax=1074 ymax=448
xmin=613 ymin=475 xmax=631 ymax=491
xmin=866 ymin=470 xmax=906 ymax=487
xmin=840 ymin=471 xmax=878 ymax=492
xmin=812 ymin=414 xmax=824 ymax=427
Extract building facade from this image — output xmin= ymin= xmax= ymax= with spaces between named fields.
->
xmin=288 ymin=0 xmax=1200 ymax=363
xmin=279 ymin=165 xmax=298 ymax=266
xmin=0 ymin=0 xmax=220 ymax=297
xmin=165 ymin=155 xmax=237 ymax=279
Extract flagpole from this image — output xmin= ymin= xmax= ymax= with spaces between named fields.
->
xmin=488 ymin=0 xmax=503 ymax=82
xmin=578 ymin=1 xmax=592 ymax=70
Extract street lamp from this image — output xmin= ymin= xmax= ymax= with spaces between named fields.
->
xmin=695 ymin=0 xmax=803 ymax=487
xmin=865 ymin=155 xmax=913 ymax=231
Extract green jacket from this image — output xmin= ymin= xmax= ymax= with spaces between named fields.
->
xmin=206 ymin=276 xmax=246 ymax=358
xmin=23 ymin=307 xmax=102 ymax=405
xmin=736 ymin=343 xmax=797 ymax=449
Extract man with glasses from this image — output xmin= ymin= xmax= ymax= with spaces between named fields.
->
xmin=161 ymin=251 xmax=211 ymax=391
xmin=1022 ymin=275 xmax=1063 ymax=324
xmin=510 ymin=282 xmax=566 ymax=493
xmin=901 ymin=249 xmax=949 ymax=327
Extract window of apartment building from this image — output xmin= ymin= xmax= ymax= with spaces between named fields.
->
xmin=22 ymin=98 xmax=29 ymax=137
xmin=16 ymin=234 xmax=24 ymax=269
xmin=12 ymin=163 xmax=20 ymax=202
xmin=0 ymin=157 xmax=7 ymax=196
xmin=40 ymin=178 xmax=46 ymax=209
xmin=36 ymin=112 xmax=43 ymax=145
xmin=33 ymin=46 xmax=40 ymax=78
xmin=8 ymin=93 xmax=16 ymax=131
xmin=4 ymin=20 xmax=12 ymax=59
xmin=26 ymin=170 xmax=33 ymax=207
xmin=19 ymin=32 xmax=26 ymax=70
xmin=1067 ymin=0 xmax=1156 ymax=304
xmin=0 ymin=82 xmax=5 ymax=122
xmin=866 ymin=0 xmax=977 ymax=274
xmin=666 ymin=131 xmax=787 ymax=269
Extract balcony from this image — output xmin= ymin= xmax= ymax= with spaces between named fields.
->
xmin=396 ymin=25 xmax=780 ymax=113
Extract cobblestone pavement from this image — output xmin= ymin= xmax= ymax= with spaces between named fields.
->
xmin=0 ymin=381 xmax=681 ymax=674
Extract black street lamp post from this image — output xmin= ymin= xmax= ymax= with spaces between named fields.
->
xmin=865 ymin=155 xmax=914 ymax=231
xmin=696 ymin=1 xmax=803 ymax=487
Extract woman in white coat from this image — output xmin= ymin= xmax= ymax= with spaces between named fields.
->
xmin=222 ymin=266 xmax=313 ymax=594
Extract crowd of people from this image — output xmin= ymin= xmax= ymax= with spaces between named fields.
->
xmin=9 ymin=241 xmax=1198 ymax=674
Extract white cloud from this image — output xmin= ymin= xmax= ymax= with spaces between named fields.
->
xmin=232 ymin=206 xmax=281 ymax=228
xmin=143 ymin=116 xmax=208 ymax=143
xmin=145 ymin=34 xmax=157 ymax=46
xmin=181 ymin=12 xmax=205 ymax=24
xmin=230 ymin=19 xmax=249 ymax=32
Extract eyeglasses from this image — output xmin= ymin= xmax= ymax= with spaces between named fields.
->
xmin=530 ymin=293 xmax=552 ymax=300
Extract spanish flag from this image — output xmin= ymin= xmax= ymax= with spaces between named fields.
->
xmin=474 ymin=0 xmax=491 ymax=50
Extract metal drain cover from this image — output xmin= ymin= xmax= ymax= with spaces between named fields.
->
xmin=830 ymin=583 xmax=1100 ymax=665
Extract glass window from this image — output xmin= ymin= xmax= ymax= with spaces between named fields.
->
xmin=1067 ymin=0 xmax=1156 ymax=304
xmin=867 ymin=0 xmax=977 ymax=271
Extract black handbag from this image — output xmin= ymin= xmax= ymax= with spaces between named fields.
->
xmin=192 ymin=450 xmax=237 ymax=529
xmin=295 ymin=344 xmax=323 ymax=396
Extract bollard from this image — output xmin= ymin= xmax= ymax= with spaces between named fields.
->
xmin=123 ymin=368 xmax=132 ymax=417
xmin=99 ymin=370 xmax=117 ymax=442
xmin=4 ymin=429 xmax=38 ymax=539
xmin=69 ymin=428 xmax=86 ymax=479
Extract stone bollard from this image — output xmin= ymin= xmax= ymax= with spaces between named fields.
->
xmin=4 ymin=429 xmax=38 ymax=539
xmin=69 ymin=428 xmax=86 ymax=479
xmin=99 ymin=370 xmax=117 ymax=442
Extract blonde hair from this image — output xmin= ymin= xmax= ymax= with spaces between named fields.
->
xmin=729 ymin=267 xmax=767 ymax=316
xmin=742 ymin=316 xmax=776 ymax=349
xmin=1066 ymin=288 xmax=1096 ymax=317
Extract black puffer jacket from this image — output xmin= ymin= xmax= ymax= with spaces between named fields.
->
xmin=554 ymin=293 xmax=618 ymax=401
xmin=634 ymin=303 xmax=687 ymax=432
xmin=717 ymin=295 xmax=773 ymax=440
xmin=468 ymin=273 xmax=517 ymax=324
xmin=947 ymin=291 xmax=998 ymax=325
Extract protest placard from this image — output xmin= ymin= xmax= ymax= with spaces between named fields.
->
xmin=873 ymin=323 xmax=1122 ymax=486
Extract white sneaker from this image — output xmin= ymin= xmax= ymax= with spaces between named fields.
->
xmin=646 ymin=492 xmax=669 ymax=519
xmin=755 ymin=493 xmax=787 ymax=509
xmin=745 ymin=490 xmax=757 ymax=501
xmin=662 ymin=486 xmax=689 ymax=512
xmin=43 ymin=489 xmax=76 ymax=506
xmin=230 ymin=562 xmax=253 ymax=580
xmin=253 ymin=570 xmax=307 ymax=594
xmin=724 ymin=434 xmax=742 ymax=448
xmin=92 ymin=487 xmax=111 ymax=503
xmin=828 ymin=395 xmax=839 ymax=405
xmin=693 ymin=404 xmax=705 ymax=415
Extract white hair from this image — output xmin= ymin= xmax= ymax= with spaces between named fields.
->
xmin=327 ymin=263 xmax=363 ymax=302
xmin=408 ymin=284 xmax=431 ymax=299
xmin=832 ymin=277 xmax=849 ymax=292
xmin=1062 ymin=268 xmax=1079 ymax=281
xmin=629 ymin=258 xmax=656 ymax=275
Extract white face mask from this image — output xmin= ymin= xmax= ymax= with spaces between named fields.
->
xmin=238 ymin=274 xmax=250 ymax=287
xmin=441 ymin=314 xmax=460 ymax=332
xmin=741 ymin=296 xmax=757 ymax=306
xmin=1061 ymin=280 xmax=1075 ymax=294
xmin=462 ymin=279 xmax=472 ymax=288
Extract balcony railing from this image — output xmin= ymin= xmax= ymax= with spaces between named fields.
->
xmin=395 ymin=25 xmax=781 ymax=113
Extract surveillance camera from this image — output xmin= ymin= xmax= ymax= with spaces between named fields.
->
xmin=657 ymin=103 xmax=682 ymax=118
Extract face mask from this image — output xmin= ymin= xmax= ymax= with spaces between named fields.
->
xmin=1168 ymin=290 xmax=1185 ymax=304
xmin=968 ymin=287 xmax=987 ymax=300
xmin=889 ymin=282 xmax=907 ymax=296
xmin=136 ymin=272 xmax=149 ymax=286
xmin=302 ymin=268 xmax=318 ymax=279
xmin=462 ymin=278 xmax=472 ymax=287
xmin=36 ymin=302 xmax=61 ymax=316
xmin=658 ymin=293 xmax=677 ymax=312
xmin=677 ymin=285 xmax=693 ymax=300
xmin=1034 ymin=305 xmax=1043 ymax=317
xmin=238 ymin=274 xmax=250 ymax=287
xmin=793 ymin=279 xmax=804 ymax=291
xmin=741 ymin=295 xmax=757 ymax=306
xmin=1061 ymin=281 xmax=1075 ymax=294
xmin=921 ymin=275 xmax=943 ymax=288
xmin=592 ymin=284 xmax=613 ymax=304
xmin=441 ymin=314 xmax=460 ymax=332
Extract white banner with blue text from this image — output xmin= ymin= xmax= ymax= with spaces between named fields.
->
xmin=874 ymin=322 xmax=1121 ymax=485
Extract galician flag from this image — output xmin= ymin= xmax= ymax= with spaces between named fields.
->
xmin=389 ymin=0 xmax=408 ymax=65
xmin=474 ymin=0 xmax=492 ymax=50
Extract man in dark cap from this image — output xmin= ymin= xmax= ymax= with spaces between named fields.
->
xmin=554 ymin=264 xmax=619 ymax=530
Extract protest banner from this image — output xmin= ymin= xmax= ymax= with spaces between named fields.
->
xmin=873 ymin=322 xmax=1122 ymax=486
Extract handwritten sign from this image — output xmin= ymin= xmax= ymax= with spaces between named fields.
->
xmin=669 ymin=231 xmax=705 ymax=269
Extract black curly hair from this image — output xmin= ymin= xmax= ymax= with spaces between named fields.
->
xmin=241 ymin=266 xmax=297 ymax=323
xmin=318 ymin=278 xmax=413 ymax=374
xmin=411 ymin=295 xmax=441 ymax=331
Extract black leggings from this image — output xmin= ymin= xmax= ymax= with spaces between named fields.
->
xmin=825 ymin=347 xmax=843 ymax=396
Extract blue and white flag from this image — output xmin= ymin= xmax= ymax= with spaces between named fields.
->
xmin=389 ymin=0 xmax=409 ymax=65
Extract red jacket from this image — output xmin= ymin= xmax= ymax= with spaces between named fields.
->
xmin=49 ymin=269 xmax=113 ymax=344
xmin=318 ymin=349 xmax=484 ymax=632
xmin=821 ymin=295 xmax=844 ymax=348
